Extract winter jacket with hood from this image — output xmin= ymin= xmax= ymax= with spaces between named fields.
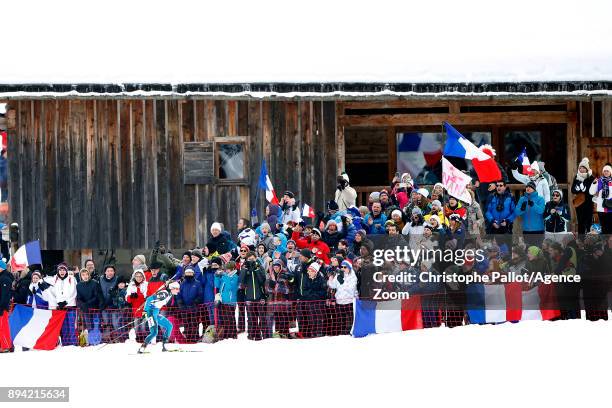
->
xmin=76 ymin=279 xmax=102 ymax=312
xmin=327 ymin=262 xmax=358 ymax=304
xmin=178 ymin=276 xmax=203 ymax=307
xmin=214 ymin=270 xmax=239 ymax=305
xmin=544 ymin=190 xmax=571 ymax=233
xmin=45 ymin=273 xmax=77 ymax=309
xmin=512 ymin=169 xmax=551 ymax=203
xmin=240 ymin=260 xmax=267 ymax=302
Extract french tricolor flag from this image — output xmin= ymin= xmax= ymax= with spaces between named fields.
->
xmin=9 ymin=305 xmax=66 ymax=350
xmin=10 ymin=240 xmax=43 ymax=272
xmin=258 ymin=159 xmax=279 ymax=205
xmin=443 ymin=122 xmax=502 ymax=182
xmin=517 ymin=147 xmax=532 ymax=175
xmin=466 ymin=283 xmax=560 ymax=324
xmin=351 ymin=297 xmax=424 ymax=337
xmin=302 ymin=203 xmax=315 ymax=218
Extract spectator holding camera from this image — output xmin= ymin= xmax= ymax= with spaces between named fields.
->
xmin=327 ymin=260 xmax=358 ymax=335
xmin=544 ymin=189 xmax=571 ymax=240
xmin=485 ymin=180 xmax=516 ymax=234
xmin=335 ymin=172 xmax=357 ymax=211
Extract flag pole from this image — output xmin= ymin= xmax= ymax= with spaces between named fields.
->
xmin=251 ymin=159 xmax=262 ymax=225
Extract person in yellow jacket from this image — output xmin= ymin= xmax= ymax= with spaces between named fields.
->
xmin=424 ymin=199 xmax=448 ymax=227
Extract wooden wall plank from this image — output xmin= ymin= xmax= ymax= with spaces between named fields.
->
xmin=144 ymin=100 xmax=157 ymax=248
xmin=247 ymin=101 xmax=262 ymax=221
xmin=167 ymin=100 xmax=182 ymax=248
xmin=85 ymin=100 xmax=95 ymax=248
xmin=44 ymin=101 xmax=57 ymax=249
xmin=119 ymin=100 xmax=132 ymax=247
xmin=182 ymin=100 xmax=196 ymax=249
xmin=108 ymin=100 xmax=121 ymax=247
xmin=312 ymin=101 xmax=324 ymax=209
xmin=156 ymin=100 xmax=169 ymax=247
xmin=131 ymin=100 xmax=145 ymax=248
xmin=323 ymin=101 xmax=337 ymax=206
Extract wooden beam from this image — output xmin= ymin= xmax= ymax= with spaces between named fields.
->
xmin=340 ymin=111 xmax=575 ymax=127
xmin=342 ymin=100 xmax=449 ymax=110
xmin=566 ymin=102 xmax=578 ymax=231
xmin=336 ymin=102 xmax=345 ymax=173
xmin=387 ymin=127 xmax=397 ymax=180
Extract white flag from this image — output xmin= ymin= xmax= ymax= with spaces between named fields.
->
xmin=442 ymin=157 xmax=472 ymax=204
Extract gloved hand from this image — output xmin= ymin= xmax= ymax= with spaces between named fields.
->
xmin=528 ymin=200 xmax=534 ymax=207
xmin=57 ymin=301 xmax=67 ymax=309
xmin=510 ymin=158 xmax=520 ymax=171
xmin=337 ymin=273 xmax=344 ymax=285
xmin=520 ymin=202 xmax=527 ymax=211
xmin=130 ymin=292 xmax=139 ymax=299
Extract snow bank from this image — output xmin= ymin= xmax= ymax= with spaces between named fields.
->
xmin=1 ymin=0 xmax=611 ymax=84
xmin=2 ymin=319 xmax=611 ymax=407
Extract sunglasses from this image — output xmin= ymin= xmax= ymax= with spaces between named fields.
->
xmin=240 ymin=249 xmax=247 ymax=252
xmin=553 ymin=193 xmax=561 ymax=196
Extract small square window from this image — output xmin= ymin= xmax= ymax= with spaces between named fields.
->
xmin=217 ymin=142 xmax=246 ymax=182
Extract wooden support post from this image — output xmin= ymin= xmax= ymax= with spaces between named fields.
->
xmin=336 ymin=103 xmax=345 ymax=173
xmin=567 ymin=102 xmax=578 ymax=232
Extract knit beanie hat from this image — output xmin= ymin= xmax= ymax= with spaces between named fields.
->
xmin=603 ymin=164 xmax=612 ymax=176
xmin=577 ymin=157 xmax=592 ymax=175
xmin=527 ymin=246 xmax=541 ymax=258
xmin=416 ymin=188 xmax=429 ymax=198
xmin=210 ymin=222 xmax=223 ymax=233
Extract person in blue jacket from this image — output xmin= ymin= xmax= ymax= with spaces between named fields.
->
xmin=214 ymin=260 xmax=239 ymax=340
xmin=363 ymin=202 xmax=387 ymax=235
xmin=515 ymin=181 xmax=546 ymax=247
xmin=485 ymin=180 xmax=516 ymax=234
xmin=173 ymin=251 xmax=203 ymax=281
xmin=201 ymin=256 xmax=222 ymax=329
xmin=178 ymin=267 xmax=202 ymax=343
xmin=138 ymin=282 xmax=180 ymax=353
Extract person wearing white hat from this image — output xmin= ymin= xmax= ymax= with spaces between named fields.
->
xmin=572 ymin=157 xmax=595 ymax=234
xmin=335 ymin=172 xmax=357 ymax=211
xmin=589 ymin=163 xmax=612 ymax=234
xmin=512 ymin=158 xmax=551 ymax=203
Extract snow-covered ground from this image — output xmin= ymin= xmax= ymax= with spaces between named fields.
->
xmin=3 ymin=318 xmax=611 ymax=408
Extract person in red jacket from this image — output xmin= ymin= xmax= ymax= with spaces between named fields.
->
xmin=291 ymin=228 xmax=331 ymax=265
xmin=145 ymin=262 xmax=167 ymax=296
xmin=126 ymin=269 xmax=148 ymax=342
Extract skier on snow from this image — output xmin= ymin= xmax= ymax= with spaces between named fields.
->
xmin=137 ymin=281 xmax=180 ymax=354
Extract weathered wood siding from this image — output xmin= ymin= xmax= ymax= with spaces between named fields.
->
xmin=7 ymin=99 xmax=337 ymax=250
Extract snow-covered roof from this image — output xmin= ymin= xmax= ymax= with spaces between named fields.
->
xmin=1 ymin=0 xmax=612 ymax=98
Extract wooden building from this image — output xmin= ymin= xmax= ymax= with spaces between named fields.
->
xmin=1 ymin=81 xmax=612 ymax=251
